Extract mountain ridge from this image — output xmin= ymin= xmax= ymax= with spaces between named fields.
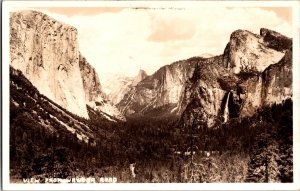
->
xmin=117 ymin=57 xmax=199 ymax=116
xmin=118 ymin=28 xmax=292 ymax=128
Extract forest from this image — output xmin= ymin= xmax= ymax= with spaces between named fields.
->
xmin=10 ymin=68 xmax=293 ymax=183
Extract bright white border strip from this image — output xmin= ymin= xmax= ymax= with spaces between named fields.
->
xmin=2 ymin=1 xmax=300 ymax=190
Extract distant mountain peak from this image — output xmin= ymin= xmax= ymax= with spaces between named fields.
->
xmin=138 ymin=69 xmax=147 ymax=75
xmin=132 ymin=69 xmax=148 ymax=86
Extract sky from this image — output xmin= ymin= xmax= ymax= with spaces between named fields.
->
xmin=12 ymin=6 xmax=292 ymax=81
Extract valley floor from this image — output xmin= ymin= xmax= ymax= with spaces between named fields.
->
xmin=9 ymin=98 xmax=293 ymax=183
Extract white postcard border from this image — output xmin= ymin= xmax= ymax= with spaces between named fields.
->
xmin=2 ymin=1 xmax=300 ymax=190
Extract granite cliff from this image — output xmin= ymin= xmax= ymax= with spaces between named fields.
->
xmin=10 ymin=10 xmax=124 ymax=121
xmin=180 ymin=29 xmax=292 ymax=128
xmin=117 ymin=29 xmax=292 ymax=128
xmin=117 ymin=59 xmax=198 ymax=116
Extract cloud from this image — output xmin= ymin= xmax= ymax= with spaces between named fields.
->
xmin=261 ymin=7 xmax=292 ymax=24
xmin=147 ymin=10 xmax=196 ymax=42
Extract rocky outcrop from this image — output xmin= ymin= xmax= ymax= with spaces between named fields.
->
xmin=117 ymin=58 xmax=199 ymax=116
xmin=260 ymin=28 xmax=292 ymax=51
xmin=79 ymin=54 xmax=125 ymax=121
xmin=178 ymin=56 xmax=229 ymax=127
xmin=222 ymin=30 xmax=285 ymax=74
xmin=79 ymin=54 xmax=105 ymax=102
xmin=10 ymin=10 xmax=89 ymax=118
xmin=236 ymin=47 xmax=292 ymax=117
xmin=180 ymin=29 xmax=292 ymax=128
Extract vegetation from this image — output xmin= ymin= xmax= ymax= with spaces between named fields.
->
xmin=246 ymin=99 xmax=293 ymax=182
xmin=9 ymin=67 xmax=293 ymax=183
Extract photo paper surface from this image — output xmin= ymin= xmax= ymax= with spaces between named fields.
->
xmin=2 ymin=1 xmax=300 ymax=190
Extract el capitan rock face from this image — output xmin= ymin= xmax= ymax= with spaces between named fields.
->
xmin=10 ymin=67 xmax=95 ymax=142
xmin=10 ymin=10 xmax=89 ymax=118
xmin=10 ymin=10 xmax=125 ymax=121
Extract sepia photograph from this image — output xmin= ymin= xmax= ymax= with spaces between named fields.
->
xmin=1 ymin=0 xmax=300 ymax=190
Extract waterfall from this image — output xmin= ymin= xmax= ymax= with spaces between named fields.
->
xmin=223 ymin=92 xmax=231 ymax=123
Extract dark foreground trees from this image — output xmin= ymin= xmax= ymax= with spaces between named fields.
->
xmin=10 ymin=86 xmax=293 ymax=182
xmin=246 ymin=99 xmax=293 ymax=182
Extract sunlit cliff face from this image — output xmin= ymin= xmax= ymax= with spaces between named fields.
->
xmin=10 ymin=10 xmax=125 ymax=121
xmin=10 ymin=10 xmax=89 ymax=118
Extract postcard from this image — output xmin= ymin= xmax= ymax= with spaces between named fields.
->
xmin=2 ymin=0 xmax=300 ymax=190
